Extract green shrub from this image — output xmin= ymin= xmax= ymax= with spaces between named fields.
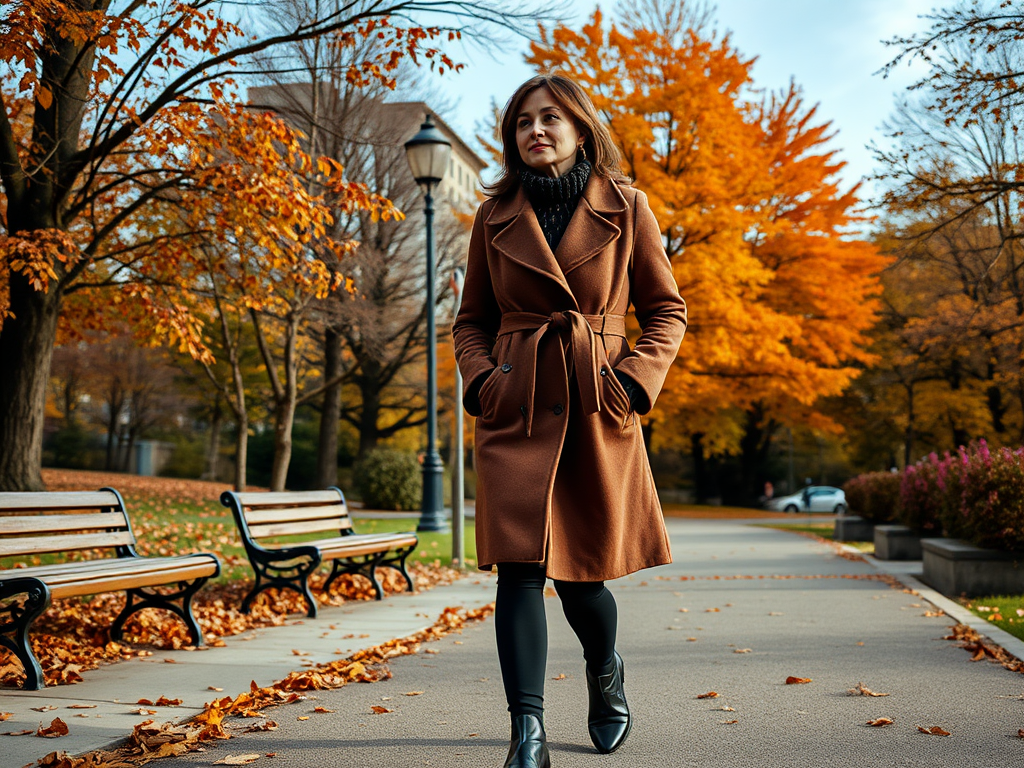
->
xmin=160 ymin=435 xmax=206 ymax=479
xmin=353 ymin=448 xmax=422 ymax=511
xmin=47 ymin=423 xmax=97 ymax=469
xmin=842 ymin=471 xmax=900 ymax=523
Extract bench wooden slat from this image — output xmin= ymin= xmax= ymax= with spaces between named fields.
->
xmin=49 ymin=562 xmax=219 ymax=600
xmin=0 ymin=512 xmax=129 ymax=536
xmin=2 ymin=554 xmax=216 ymax=582
xmin=0 ymin=491 xmax=122 ymax=513
xmin=243 ymin=503 xmax=351 ymax=527
xmin=234 ymin=490 xmax=341 ymax=508
xmin=265 ymin=532 xmax=418 ymax=559
xmin=247 ymin=517 xmax=346 ymax=540
xmin=0 ymin=530 xmax=135 ymax=558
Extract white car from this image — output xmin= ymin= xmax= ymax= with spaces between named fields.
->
xmin=766 ymin=486 xmax=847 ymax=514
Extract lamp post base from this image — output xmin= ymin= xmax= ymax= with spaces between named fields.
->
xmin=418 ymin=451 xmax=448 ymax=532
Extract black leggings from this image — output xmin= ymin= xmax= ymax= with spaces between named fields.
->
xmin=494 ymin=562 xmax=618 ymax=718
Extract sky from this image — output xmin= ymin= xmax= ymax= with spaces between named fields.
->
xmin=432 ymin=0 xmax=937 ymax=206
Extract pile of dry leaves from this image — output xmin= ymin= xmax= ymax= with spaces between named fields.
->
xmin=0 ymin=563 xmax=462 ymax=689
xmin=31 ymin=603 xmax=494 ymax=768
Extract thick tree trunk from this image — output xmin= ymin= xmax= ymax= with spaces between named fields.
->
xmin=316 ymin=327 xmax=342 ymax=488
xmin=358 ymin=381 xmax=381 ymax=455
xmin=0 ymin=278 xmax=62 ymax=490
xmin=270 ymin=403 xmax=295 ymax=492
xmin=234 ymin=413 xmax=248 ymax=491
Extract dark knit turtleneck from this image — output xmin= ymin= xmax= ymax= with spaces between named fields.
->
xmin=519 ymin=159 xmax=592 ymax=250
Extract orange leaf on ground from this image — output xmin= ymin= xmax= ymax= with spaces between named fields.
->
xmin=696 ymin=691 xmax=720 ymax=699
xmin=6 ymin=729 xmax=34 ymax=736
xmin=370 ymin=706 xmax=392 ymax=714
xmin=155 ymin=696 xmax=183 ymax=706
xmin=404 ymin=691 xmax=424 ymax=696
xmin=312 ymin=707 xmax=334 ymax=713
xmin=918 ymin=726 xmax=950 ymax=736
xmin=0 ymin=713 xmax=11 ymax=721
xmin=734 ymin=648 xmax=752 ymax=654
xmin=66 ymin=704 xmax=97 ymax=709
xmin=721 ymin=719 xmax=738 ymax=724
xmin=214 ymin=755 xmax=261 ymax=765
xmin=36 ymin=718 xmax=69 ymax=738
xmin=866 ymin=718 xmax=894 ymax=727
xmin=785 ymin=677 xmax=812 ymax=685
xmin=849 ymin=682 xmax=889 ymax=697
xmin=31 ymin=705 xmax=59 ymax=712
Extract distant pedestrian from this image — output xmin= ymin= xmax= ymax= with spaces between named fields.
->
xmin=453 ymin=74 xmax=687 ymax=768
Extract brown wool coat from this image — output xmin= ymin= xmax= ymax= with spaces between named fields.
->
xmin=452 ymin=174 xmax=687 ymax=582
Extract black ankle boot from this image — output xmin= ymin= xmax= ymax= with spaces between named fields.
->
xmin=586 ymin=650 xmax=631 ymax=754
xmin=502 ymin=713 xmax=550 ymax=768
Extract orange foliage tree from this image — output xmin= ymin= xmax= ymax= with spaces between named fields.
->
xmin=527 ymin=1 xmax=888 ymax=501
xmin=0 ymin=0 xmax=531 ymax=491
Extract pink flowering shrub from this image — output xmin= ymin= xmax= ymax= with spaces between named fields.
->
xmin=842 ymin=472 xmax=900 ymax=523
xmin=898 ymin=453 xmax=946 ymax=535
xmin=952 ymin=440 xmax=1024 ymax=551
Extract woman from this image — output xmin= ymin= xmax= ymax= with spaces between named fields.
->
xmin=452 ymin=74 xmax=687 ymax=768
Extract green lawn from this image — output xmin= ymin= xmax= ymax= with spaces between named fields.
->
xmin=753 ymin=522 xmax=875 ymax=553
xmin=961 ymin=596 xmax=1024 ymax=642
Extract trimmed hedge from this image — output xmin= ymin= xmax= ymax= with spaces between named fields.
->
xmin=842 ymin=471 xmax=900 ymax=523
xmin=353 ymin=447 xmax=422 ymax=511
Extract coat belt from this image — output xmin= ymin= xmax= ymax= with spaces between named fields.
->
xmin=497 ymin=311 xmax=627 ymax=437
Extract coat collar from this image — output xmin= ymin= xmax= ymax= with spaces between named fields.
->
xmin=486 ymin=174 xmax=628 ymax=299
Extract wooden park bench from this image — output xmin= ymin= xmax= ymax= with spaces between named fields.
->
xmin=0 ymin=489 xmax=221 ymax=690
xmin=220 ymin=487 xmax=418 ymax=618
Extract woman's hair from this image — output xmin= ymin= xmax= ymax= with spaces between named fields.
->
xmin=482 ymin=74 xmax=628 ymax=198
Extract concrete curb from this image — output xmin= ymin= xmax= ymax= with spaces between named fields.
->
xmin=842 ymin=545 xmax=1024 ymax=664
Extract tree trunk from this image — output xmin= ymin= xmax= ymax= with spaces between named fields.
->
xmin=358 ymin=380 xmax=381 ymax=455
xmin=0 ymin=278 xmax=63 ymax=490
xmin=316 ymin=327 xmax=342 ymax=488
xmin=234 ymin=413 xmax=248 ymax=491
xmin=204 ymin=396 xmax=224 ymax=481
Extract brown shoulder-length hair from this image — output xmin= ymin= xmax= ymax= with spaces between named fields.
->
xmin=483 ymin=74 xmax=629 ymax=198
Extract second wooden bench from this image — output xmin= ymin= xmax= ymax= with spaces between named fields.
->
xmin=220 ymin=487 xmax=418 ymax=617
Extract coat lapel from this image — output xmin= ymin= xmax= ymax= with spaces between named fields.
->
xmin=486 ymin=174 xmax=629 ymax=299
xmin=555 ymin=175 xmax=627 ymax=275
xmin=487 ymin=185 xmax=575 ymax=302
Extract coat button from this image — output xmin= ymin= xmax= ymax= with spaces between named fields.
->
xmin=552 ymin=403 xmax=564 ymax=416
xmin=501 ymin=363 xmax=512 ymax=373
xmin=600 ymin=367 xmax=608 ymax=376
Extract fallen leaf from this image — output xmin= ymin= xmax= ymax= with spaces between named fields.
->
xmin=31 ymin=706 xmax=59 ymax=712
xmin=706 ymin=608 xmax=720 ymax=613
xmin=137 ymin=699 xmax=155 ymax=706
xmin=678 ymin=608 xmax=689 ymax=613
xmin=296 ymin=716 xmax=309 ymax=721
xmin=214 ymin=755 xmax=262 ymax=765
xmin=370 ymin=706 xmax=392 ymax=714
xmin=66 ymin=704 xmax=97 ymax=709
xmin=785 ymin=677 xmax=812 ymax=685
xmin=866 ymin=718 xmax=894 ymax=727
xmin=131 ymin=708 xmax=157 ymax=715
xmin=5 ymin=729 xmax=34 ymax=736
xmin=687 ymin=637 xmax=698 ymax=642
xmin=718 ymin=705 xmax=736 ymax=711
xmin=404 ymin=691 xmax=424 ymax=696
xmin=848 ymin=682 xmax=889 ymax=697
xmin=1017 ymin=728 xmax=1024 ymax=738
xmin=424 ymin=649 xmax=439 ymax=655
xmin=155 ymin=696 xmax=183 ymax=706
xmin=37 ymin=718 xmax=69 ymax=738
xmin=208 ymin=686 xmax=224 ymax=691
xmin=291 ymin=650 xmax=310 ymax=656
xmin=245 ymin=721 xmax=278 ymax=733
xmin=0 ymin=713 xmax=11 ymax=721
xmin=734 ymin=648 xmax=752 ymax=654
xmin=917 ymin=726 xmax=950 ymax=736
xmin=768 ymin=611 xmax=783 ymax=616
xmin=163 ymin=659 xmax=177 ymax=664
xmin=696 ymin=691 xmax=720 ymax=699
xmin=551 ymin=674 xmax=567 ymax=680
xmin=312 ymin=707 xmax=334 ymax=713
xmin=721 ymin=719 xmax=738 ymax=724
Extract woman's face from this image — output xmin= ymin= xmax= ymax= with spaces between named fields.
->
xmin=515 ymin=86 xmax=583 ymax=178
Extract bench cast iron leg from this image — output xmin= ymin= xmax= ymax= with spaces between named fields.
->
xmin=381 ymin=546 xmax=416 ymax=593
xmin=243 ymin=556 xmax=321 ymax=618
xmin=0 ymin=578 xmax=52 ymax=690
xmin=110 ymin=577 xmax=210 ymax=647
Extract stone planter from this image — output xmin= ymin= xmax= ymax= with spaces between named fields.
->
xmin=922 ymin=538 xmax=1024 ymax=598
xmin=834 ymin=515 xmax=874 ymax=543
xmin=873 ymin=525 xmax=923 ymax=561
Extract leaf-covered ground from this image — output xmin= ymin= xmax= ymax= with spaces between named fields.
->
xmin=1 ymin=470 xmax=476 ymax=689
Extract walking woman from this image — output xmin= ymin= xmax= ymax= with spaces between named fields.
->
xmin=452 ymin=74 xmax=687 ymax=768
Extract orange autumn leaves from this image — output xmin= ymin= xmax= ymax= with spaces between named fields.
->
xmin=527 ymin=9 xmax=888 ymax=449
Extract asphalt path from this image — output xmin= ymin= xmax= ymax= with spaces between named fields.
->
xmin=119 ymin=519 xmax=1024 ymax=768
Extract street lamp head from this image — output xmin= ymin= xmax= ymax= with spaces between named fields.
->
xmin=404 ymin=113 xmax=452 ymax=188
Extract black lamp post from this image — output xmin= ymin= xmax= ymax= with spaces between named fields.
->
xmin=404 ymin=113 xmax=452 ymax=533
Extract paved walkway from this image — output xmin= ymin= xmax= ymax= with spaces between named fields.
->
xmin=6 ymin=518 xmax=1024 ymax=767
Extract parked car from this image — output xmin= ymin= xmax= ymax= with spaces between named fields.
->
xmin=765 ymin=486 xmax=847 ymax=514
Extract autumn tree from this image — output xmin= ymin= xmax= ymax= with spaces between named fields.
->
xmin=527 ymin=0 xmax=887 ymax=502
xmin=0 ymin=0 xmax=540 ymax=492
